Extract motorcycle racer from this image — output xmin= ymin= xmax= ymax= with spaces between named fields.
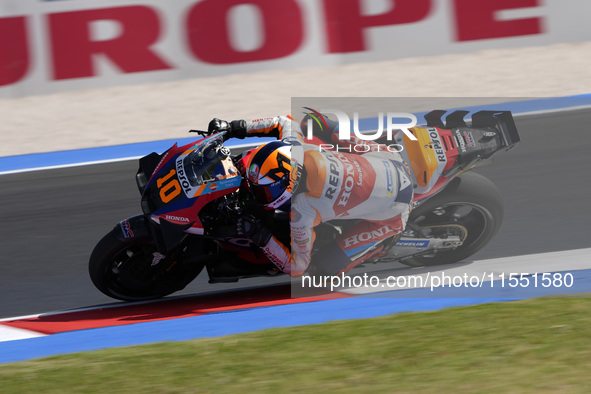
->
xmin=208 ymin=114 xmax=414 ymax=277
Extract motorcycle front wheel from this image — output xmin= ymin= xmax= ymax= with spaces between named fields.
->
xmin=401 ymin=172 xmax=504 ymax=267
xmin=89 ymin=229 xmax=204 ymax=301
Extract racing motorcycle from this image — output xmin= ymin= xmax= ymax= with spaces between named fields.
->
xmin=89 ymin=110 xmax=520 ymax=301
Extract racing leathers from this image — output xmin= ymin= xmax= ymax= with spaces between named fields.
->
xmin=217 ymin=115 xmax=414 ymax=277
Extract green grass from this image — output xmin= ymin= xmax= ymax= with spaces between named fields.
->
xmin=2 ymin=298 xmax=591 ymax=393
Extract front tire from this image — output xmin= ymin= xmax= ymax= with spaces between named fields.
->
xmin=401 ymin=172 xmax=504 ymax=267
xmin=89 ymin=229 xmax=204 ymax=301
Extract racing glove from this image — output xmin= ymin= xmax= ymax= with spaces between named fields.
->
xmin=236 ymin=216 xmax=272 ymax=247
xmin=208 ymin=118 xmax=247 ymax=139
xmin=237 ymin=216 xmax=291 ymax=273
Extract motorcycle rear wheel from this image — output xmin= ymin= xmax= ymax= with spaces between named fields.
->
xmin=89 ymin=229 xmax=204 ymax=301
xmin=400 ymin=172 xmax=504 ymax=267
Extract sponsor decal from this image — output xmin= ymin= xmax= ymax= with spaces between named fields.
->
xmin=176 ymin=158 xmax=192 ymax=195
xmin=270 ymin=192 xmax=290 ymax=208
xmin=337 ymin=153 xmax=356 ymax=208
xmin=464 ymin=131 xmax=476 ymax=147
xmin=290 ymin=207 xmax=302 ymax=222
xmin=343 ymin=225 xmax=395 ymax=248
xmin=391 ymin=159 xmax=412 ymax=191
xmin=151 ymin=252 xmax=166 ymax=267
xmin=165 ymin=215 xmax=190 ymax=222
xmin=455 ymin=130 xmax=467 ymax=153
xmin=324 ymin=152 xmax=340 ymax=200
xmin=354 ymin=160 xmax=363 ymax=186
xmin=331 ymin=153 xmax=376 ymax=217
xmin=383 ymin=160 xmax=394 ymax=196
xmin=248 ymin=163 xmax=259 ymax=181
xmin=429 ymin=129 xmax=446 ymax=162
xmin=153 ymin=151 xmax=169 ymax=175
xmin=289 ymin=163 xmax=302 ymax=193
xmin=224 ymin=238 xmax=253 ymax=248
xmin=209 ymin=183 xmax=218 ymax=191
xmin=251 ymin=117 xmax=276 ymax=123
xmin=120 ymin=220 xmax=134 ymax=238
xmin=217 ymin=176 xmax=242 ymax=190
xmin=395 ymin=239 xmax=430 ymax=248
xmin=262 ymin=244 xmax=288 ymax=271
xmin=398 ymin=168 xmax=412 ymax=190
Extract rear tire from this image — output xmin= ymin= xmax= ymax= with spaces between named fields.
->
xmin=89 ymin=229 xmax=204 ymax=301
xmin=401 ymin=172 xmax=504 ymax=267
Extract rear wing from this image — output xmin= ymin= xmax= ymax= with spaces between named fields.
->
xmin=425 ymin=110 xmax=521 ymax=151
xmin=471 ymin=111 xmax=521 ymax=151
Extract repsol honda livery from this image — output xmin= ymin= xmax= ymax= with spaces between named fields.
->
xmin=89 ymin=110 xmax=520 ymax=301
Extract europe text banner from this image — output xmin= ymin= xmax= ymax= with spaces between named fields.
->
xmin=2 ymin=0 xmax=591 ymax=97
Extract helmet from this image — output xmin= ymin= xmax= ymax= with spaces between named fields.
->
xmin=247 ymin=140 xmax=293 ymax=210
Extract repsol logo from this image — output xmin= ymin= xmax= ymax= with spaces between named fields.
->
xmin=324 ymin=153 xmax=340 ymax=200
xmin=429 ymin=130 xmax=446 ymax=162
xmin=343 ymin=225 xmax=395 ymax=248
xmin=176 ymin=158 xmax=191 ymax=194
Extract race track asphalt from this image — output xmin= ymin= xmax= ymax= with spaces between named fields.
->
xmin=1 ymin=109 xmax=590 ymax=318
